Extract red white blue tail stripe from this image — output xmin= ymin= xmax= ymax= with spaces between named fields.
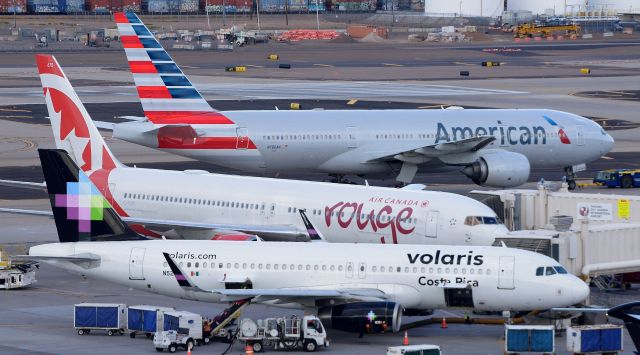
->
xmin=115 ymin=12 xmax=234 ymax=125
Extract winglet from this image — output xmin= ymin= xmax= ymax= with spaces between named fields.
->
xmin=162 ymin=252 xmax=208 ymax=292
xmin=298 ymin=209 xmax=325 ymax=242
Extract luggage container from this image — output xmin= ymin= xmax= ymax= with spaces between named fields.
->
xmin=128 ymin=305 xmax=175 ymax=339
xmin=74 ymin=303 xmax=127 ymax=336
xmin=387 ymin=345 xmax=441 ymax=355
xmin=566 ymin=325 xmax=624 ymax=354
xmin=505 ymin=325 xmax=554 ymax=354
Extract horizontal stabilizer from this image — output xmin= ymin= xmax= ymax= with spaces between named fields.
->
xmin=117 ymin=115 xmax=147 ymax=121
xmin=0 ymin=208 xmax=53 ymax=217
xmin=93 ymin=121 xmax=115 ymax=130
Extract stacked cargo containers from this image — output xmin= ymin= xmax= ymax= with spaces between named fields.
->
xmin=204 ymin=0 xmax=252 ymax=14
xmin=0 ymin=0 xmax=27 ymax=13
xmin=333 ymin=0 xmax=374 ymax=12
xmin=258 ymin=0 xmax=315 ymax=12
xmin=147 ymin=0 xmax=198 ymax=12
xmin=28 ymin=0 xmax=61 ymax=13
xmin=85 ymin=0 xmax=140 ymax=14
xmin=64 ymin=0 xmax=83 ymax=12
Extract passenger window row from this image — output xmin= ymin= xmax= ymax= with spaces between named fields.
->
xmin=535 ymin=266 xmax=568 ymax=276
xmin=124 ymin=193 xmax=265 ymax=211
xmin=263 ymin=134 xmax=342 ymax=141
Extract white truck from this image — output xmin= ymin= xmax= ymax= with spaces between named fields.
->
xmin=153 ymin=311 xmax=204 ymax=353
xmin=237 ymin=315 xmax=329 ymax=353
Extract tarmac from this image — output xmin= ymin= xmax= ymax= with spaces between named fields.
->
xmin=1 ymin=27 xmax=640 ymax=354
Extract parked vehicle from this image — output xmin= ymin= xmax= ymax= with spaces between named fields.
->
xmin=594 ymin=169 xmax=640 ymax=188
xmin=237 ymin=315 xmax=328 ymax=352
xmin=154 ymin=311 xmax=204 ymax=352
xmin=74 ymin=303 xmax=127 ymax=336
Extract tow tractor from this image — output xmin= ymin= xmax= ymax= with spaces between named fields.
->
xmin=237 ymin=315 xmax=329 ymax=352
xmin=594 ymin=169 xmax=640 ymax=188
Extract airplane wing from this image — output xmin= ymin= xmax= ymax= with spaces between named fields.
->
xmin=367 ymin=135 xmax=496 ymax=162
xmin=11 ymin=253 xmax=100 ymax=268
xmin=162 ymin=253 xmax=387 ymax=302
xmin=0 ymin=179 xmax=46 ymax=190
xmin=0 ymin=208 xmax=306 ymax=241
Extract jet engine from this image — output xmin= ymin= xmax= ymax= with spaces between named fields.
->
xmin=461 ymin=151 xmax=530 ymax=188
xmin=318 ymin=302 xmax=402 ymax=334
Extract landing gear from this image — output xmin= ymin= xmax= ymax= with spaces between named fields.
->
xmin=564 ymin=166 xmax=577 ymax=190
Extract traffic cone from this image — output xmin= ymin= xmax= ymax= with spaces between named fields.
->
xmin=402 ymin=331 xmax=409 ymax=345
xmin=245 ymin=344 xmax=254 ymax=355
xmin=441 ymin=317 xmax=448 ymax=329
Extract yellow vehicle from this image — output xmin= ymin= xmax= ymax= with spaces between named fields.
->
xmin=515 ymin=23 xmax=580 ymax=38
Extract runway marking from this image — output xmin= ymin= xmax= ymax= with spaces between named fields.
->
xmin=0 ymin=115 xmax=31 ymax=119
xmin=454 ymin=62 xmax=475 ymax=66
xmin=243 ymin=65 xmax=265 ymax=68
xmin=0 ymin=108 xmax=31 ymax=113
xmin=346 ymin=99 xmax=358 ymax=105
xmin=382 ymin=63 xmax=404 ymax=67
xmin=180 ymin=65 xmax=200 ymax=69
xmin=314 ymin=64 xmax=334 ymax=67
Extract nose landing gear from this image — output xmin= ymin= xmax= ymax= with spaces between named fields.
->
xmin=564 ymin=166 xmax=577 ymax=190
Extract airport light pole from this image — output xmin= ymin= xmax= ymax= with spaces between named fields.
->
xmin=315 ymin=0 xmax=320 ymax=30
xmin=206 ymin=0 xmax=211 ymax=29
xmin=256 ymin=0 xmax=261 ymax=30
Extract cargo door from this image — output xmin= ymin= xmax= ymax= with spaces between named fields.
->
xmin=236 ymin=127 xmax=249 ymax=149
xmin=575 ymin=125 xmax=585 ymax=146
xmin=129 ymin=247 xmax=146 ymax=280
xmin=345 ymin=262 xmax=354 ymax=278
xmin=346 ymin=126 xmax=358 ymax=148
xmin=425 ymin=211 xmax=439 ymax=238
xmin=498 ymin=256 xmax=515 ymax=289
xmin=358 ymin=262 xmax=366 ymax=279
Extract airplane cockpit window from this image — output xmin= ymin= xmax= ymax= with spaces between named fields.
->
xmin=554 ymin=266 xmax=568 ymax=274
xmin=545 ymin=267 xmax=556 ymax=276
xmin=464 ymin=216 xmax=503 ymax=226
xmin=536 ymin=267 xmax=544 ymax=276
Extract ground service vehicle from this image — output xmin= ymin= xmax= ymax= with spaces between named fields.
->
xmin=153 ymin=311 xmax=204 ymax=352
xmin=387 ymin=345 xmax=442 ymax=355
xmin=594 ymin=169 xmax=640 ymax=188
xmin=237 ymin=315 xmax=328 ymax=352
xmin=128 ymin=305 xmax=175 ymax=339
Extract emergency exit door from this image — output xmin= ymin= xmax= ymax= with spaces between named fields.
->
xmin=129 ymin=247 xmax=146 ymax=280
xmin=576 ymin=125 xmax=585 ymax=146
xmin=425 ymin=211 xmax=439 ymax=238
xmin=236 ymin=127 xmax=249 ymax=149
xmin=498 ymin=256 xmax=515 ymax=290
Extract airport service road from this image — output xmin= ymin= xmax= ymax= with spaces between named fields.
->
xmin=0 ymin=209 xmax=638 ymax=355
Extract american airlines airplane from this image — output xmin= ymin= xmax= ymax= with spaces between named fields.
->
xmin=2 ymin=54 xmax=509 ymax=245
xmin=19 ymin=149 xmax=590 ymax=336
xmin=101 ymin=12 xmax=614 ymax=189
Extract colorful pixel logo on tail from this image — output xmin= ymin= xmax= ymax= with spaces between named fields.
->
xmin=55 ymin=172 xmax=111 ymax=233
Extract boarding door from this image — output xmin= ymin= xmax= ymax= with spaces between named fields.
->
xmin=358 ymin=262 xmax=367 ymax=279
xmin=346 ymin=126 xmax=358 ymax=148
xmin=346 ymin=262 xmax=354 ymax=279
xmin=498 ymin=256 xmax=515 ymax=290
xmin=129 ymin=247 xmax=146 ymax=280
xmin=575 ymin=125 xmax=585 ymax=146
xmin=236 ymin=127 xmax=250 ymax=149
xmin=425 ymin=211 xmax=439 ymax=238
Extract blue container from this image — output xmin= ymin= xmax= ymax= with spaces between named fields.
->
xmin=506 ymin=329 xmax=530 ymax=352
xmin=505 ymin=325 xmax=554 ymax=353
xmin=530 ymin=329 xmax=554 ymax=352
xmin=601 ymin=328 xmax=623 ymax=351
xmin=164 ymin=314 xmax=180 ymax=331
xmin=569 ymin=326 xmax=624 ymax=353
xmin=74 ymin=303 xmax=125 ymax=330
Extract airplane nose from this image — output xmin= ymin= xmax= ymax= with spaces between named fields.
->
xmin=572 ymin=278 xmax=590 ymax=304
xmin=603 ymin=133 xmax=615 ymax=153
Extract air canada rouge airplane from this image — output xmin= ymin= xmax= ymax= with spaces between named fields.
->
xmin=100 ymin=12 xmax=614 ymax=188
xmin=0 ymin=54 xmax=509 ymax=245
xmin=19 ymin=149 xmax=590 ymax=335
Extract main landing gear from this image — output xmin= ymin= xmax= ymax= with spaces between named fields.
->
xmin=564 ymin=166 xmax=577 ymax=191
xmin=328 ymin=174 xmax=357 ymax=184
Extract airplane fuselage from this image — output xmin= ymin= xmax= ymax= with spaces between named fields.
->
xmin=31 ymin=240 xmax=589 ymax=311
xmin=114 ymin=108 xmax=614 ymax=177
xmin=99 ymin=166 xmax=507 ymax=244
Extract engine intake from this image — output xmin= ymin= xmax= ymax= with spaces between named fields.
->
xmin=318 ymin=302 xmax=402 ymax=334
xmin=462 ymin=151 xmax=530 ymax=188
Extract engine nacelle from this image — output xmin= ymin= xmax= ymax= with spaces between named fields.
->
xmin=462 ymin=151 xmax=530 ymax=188
xmin=318 ymin=302 xmax=402 ymax=334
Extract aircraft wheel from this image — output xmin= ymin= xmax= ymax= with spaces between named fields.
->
xmin=567 ymin=180 xmax=576 ymax=190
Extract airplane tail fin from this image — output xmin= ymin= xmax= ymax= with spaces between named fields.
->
xmin=114 ymin=12 xmax=235 ymax=126
xmin=39 ymin=149 xmax=141 ymax=243
xmin=608 ymin=302 xmax=640 ymax=353
xmin=299 ymin=209 xmax=325 ymax=242
xmin=36 ymin=54 xmax=122 ymax=173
